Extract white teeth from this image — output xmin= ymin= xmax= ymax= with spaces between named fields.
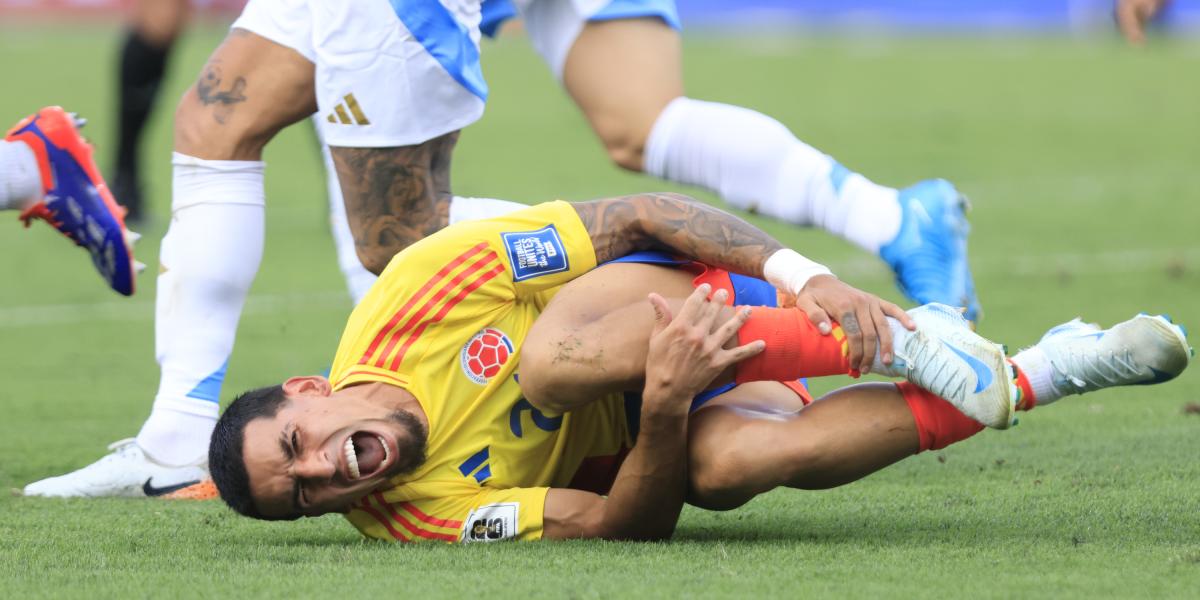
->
xmin=343 ymin=437 xmax=360 ymax=479
xmin=377 ymin=435 xmax=390 ymax=466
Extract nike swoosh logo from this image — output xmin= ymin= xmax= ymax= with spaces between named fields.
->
xmin=1133 ymin=367 xmax=1177 ymax=386
xmin=909 ymin=200 xmax=933 ymax=227
xmin=944 ymin=342 xmax=994 ymax=393
xmin=143 ymin=478 xmax=200 ymax=497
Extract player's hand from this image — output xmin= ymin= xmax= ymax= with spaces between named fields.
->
xmin=643 ymin=284 xmax=764 ymax=409
xmin=1116 ymin=0 xmax=1169 ymax=45
xmin=793 ymin=275 xmax=915 ymax=375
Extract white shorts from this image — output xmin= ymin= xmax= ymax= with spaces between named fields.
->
xmin=482 ymin=0 xmax=681 ymax=78
xmin=233 ymin=0 xmax=487 ymax=147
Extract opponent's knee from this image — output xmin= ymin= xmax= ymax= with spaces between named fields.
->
xmin=173 ymin=92 xmax=263 ymax=160
xmin=597 ymin=124 xmax=647 ymax=172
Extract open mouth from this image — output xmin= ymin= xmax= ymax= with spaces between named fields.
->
xmin=343 ymin=432 xmax=392 ymax=480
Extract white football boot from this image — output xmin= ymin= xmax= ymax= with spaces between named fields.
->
xmin=883 ymin=303 xmax=1017 ymax=429
xmin=1030 ymin=314 xmax=1191 ymax=399
xmin=23 ymin=439 xmax=208 ymax=498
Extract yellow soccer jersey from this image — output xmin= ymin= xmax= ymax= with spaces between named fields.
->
xmin=329 ymin=201 xmax=631 ymax=543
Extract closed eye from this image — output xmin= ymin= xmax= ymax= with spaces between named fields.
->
xmin=291 ymin=429 xmax=304 ymax=510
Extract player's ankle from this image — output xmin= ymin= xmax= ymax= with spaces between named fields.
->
xmin=136 ymin=402 xmax=218 ymax=466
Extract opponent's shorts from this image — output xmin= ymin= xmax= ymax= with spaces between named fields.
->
xmin=232 ymin=0 xmax=487 ymax=147
xmin=481 ymin=0 xmax=681 ymax=78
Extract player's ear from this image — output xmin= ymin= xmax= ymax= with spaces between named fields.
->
xmin=281 ymin=376 xmax=333 ymax=398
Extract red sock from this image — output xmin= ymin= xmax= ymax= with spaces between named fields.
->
xmin=734 ymin=306 xmax=854 ymax=384
xmin=898 ymin=382 xmax=985 ymax=452
xmin=1009 ymin=359 xmax=1037 ymax=411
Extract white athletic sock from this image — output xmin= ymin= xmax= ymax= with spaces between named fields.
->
xmin=0 ymin=140 xmax=42 ymax=211
xmin=136 ymin=152 xmax=266 ymax=466
xmin=644 ymin=97 xmax=902 ymax=253
xmin=1010 ymin=346 xmax=1061 ymax=406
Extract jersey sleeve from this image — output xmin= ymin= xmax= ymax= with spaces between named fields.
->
xmin=384 ymin=200 xmax=597 ymax=301
xmin=346 ymin=487 xmax=550 ymax=544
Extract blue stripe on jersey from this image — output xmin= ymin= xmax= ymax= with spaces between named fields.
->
xmin=591 ymin=0 xmax=682 ymax=30
xmin=480 ymin=0 xmax=518 ymax=38
xmin=458 ymin=446 xmax=490 ymax=476
xmin=185 ymin=359 xmax=228 ymax=403
xmin=388 ymin=0 xmax=488 ymax=100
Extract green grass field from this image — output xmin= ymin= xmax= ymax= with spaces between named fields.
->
xmin=2 ymin=21 xmax=1199 ymax=598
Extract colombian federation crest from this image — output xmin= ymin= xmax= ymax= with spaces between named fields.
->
xmin=460 ymin=327 xmax=514 ymax=385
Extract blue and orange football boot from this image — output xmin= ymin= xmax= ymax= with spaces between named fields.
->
xmin=878 ymin=179 xmax=982 ymax=323
xmin=6 ymin=106 xmax=141 ymax=296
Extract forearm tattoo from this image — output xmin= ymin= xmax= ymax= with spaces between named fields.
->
xmin=574 ymin=193 xmax=784 ymax=279
xmin=331 ymin=132 xmax=456 ymax=274
xmin=195 ymin=62 xmax=247 ymax=125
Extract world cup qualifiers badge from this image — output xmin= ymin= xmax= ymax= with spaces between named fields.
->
xmin=501 ymin=225 xmax=569 ymax=281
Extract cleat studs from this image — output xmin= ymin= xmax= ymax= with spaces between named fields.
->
xmin=124 ymin=230 xmax=142 ymax=245
xmin=1179 ymin=324 xmax=1188 ymax=338
xmin=133 ymin=260 xmax=147 ymax=275
xmin=1162 ymin=314 xmax=1173 ymax=323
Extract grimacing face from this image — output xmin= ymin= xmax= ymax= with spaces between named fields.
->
xmin=241 ymin=380 xmax=427 ymax=519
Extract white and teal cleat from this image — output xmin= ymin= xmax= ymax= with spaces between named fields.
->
xmin=1033 ymin=314 xmax=1191 ymax=398
xmin=895 ymin=303 xmax=1017 ymax=429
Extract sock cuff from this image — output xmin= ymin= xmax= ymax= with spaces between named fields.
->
xmin=642 ymin=96 xmax=692 ymax=178
xmin=172 ymin=152 xmax=265 ymax=211
xmin=1012 ymin=345 xmax=1056 ymax=406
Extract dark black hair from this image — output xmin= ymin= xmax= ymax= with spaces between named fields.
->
xmin=208 ymin=384 xmax=296 ymax=521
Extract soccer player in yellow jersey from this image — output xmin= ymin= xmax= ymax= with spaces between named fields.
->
xmin=208 ymin=193 xmax=1191 ymax=542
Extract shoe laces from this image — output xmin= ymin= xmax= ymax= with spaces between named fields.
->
xmin=905 ymin=334 xmax=967 ymax=401
xmin=1049 ymin=344 xmax=1139 ymax=395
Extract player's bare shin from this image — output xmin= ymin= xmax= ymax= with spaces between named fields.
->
xmin=330 ymin=132 xmax=456 ymax=274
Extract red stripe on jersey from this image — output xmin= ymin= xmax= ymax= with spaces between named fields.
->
xmin=373 ymin=251 xmax=498 ymax=368
xmin=401 ymin=501 xmax=463 ymax=529
xmin=375 ymin=492 xmax=459 ymax=542
xmin=355 ymin=501 xmax=411 ymax=542
xmin=332 ymin=369 xmax=409 ymax=390
xmin=388 ymin=262 xmax=505 ymax=370
xmin=359 ymin=242 xmax=490 ymax=365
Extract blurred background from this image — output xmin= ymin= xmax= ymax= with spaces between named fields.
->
xmin=2 ymin=0 xmax=1200 ymax=30
xmin=1 ymin=1 xmax=1198 ymax=596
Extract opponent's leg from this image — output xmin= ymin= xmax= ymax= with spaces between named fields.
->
xmin=112 ymin=0 xmax=192 ymax=222
xmin=539 ymin=11 xmax=978 ymax=319
xmin=4 ymin=108 xmax=139 ymax=295
xmin=24 ymin=28 xmax=317 ymax=497
xmin=329 ymin=135 xmax=530 ymax=276
xmin=322 ymin=133 xmax=527 ymax=304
